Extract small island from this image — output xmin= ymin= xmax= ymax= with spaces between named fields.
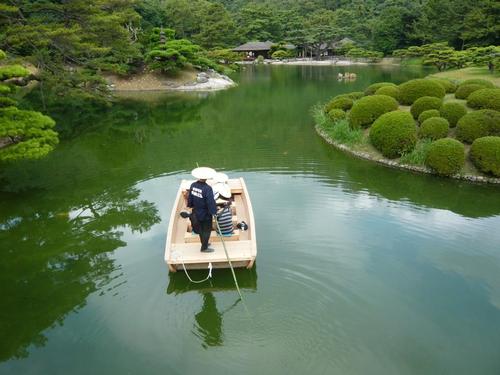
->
xmin=313 ymin=68 xmax=500 ymax=183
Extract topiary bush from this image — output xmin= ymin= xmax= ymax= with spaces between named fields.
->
xmin=427 ymin=78 xmax=457 ymax=93
xmin=369 ymin=111 xmax=417 ymax=158
xmin=418 ymin=109 xmax=441 ymax=124
xmin=345 ymin=91 xmax=365 ymax=100
xmin=364 ymin=82 xmax=396 ymax=96
xmin=410 ymin=96 xmax=443 ymax=119
xmin=419 ymin=117 xmax=449 ymax=140
xmin=328 ymin=108 xmax=346 ymax=122
xmin=348 ymin=95 xmax=399 ymax=129
xmin=399 ymin=79 xmax=445 ymax=105
xmin=425 ymin=138 xmax=465 ymax=176
xmin=439 ymin=102 xmax=467 ymax=127
xmin=467 ymin=88 xmax=500 ymax=111
xmin=324 ymin=96 xmax=354 ymax=112
xmin=375 ymin=85 xmax=400 ymax=100
xmin=460 ymin=79 xmax=494 ymax=88
xmin=456 ymin=110 xmax=500 ymax=143
xmin=455 ymin=84 xmax=486 ymax=99
xmin=470 ymin=136 xmax=500 ymax=177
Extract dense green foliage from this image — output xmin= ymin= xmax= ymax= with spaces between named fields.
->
xmin=419 ymin=117 xmax=449 ymax=140
xmin=313 ymin=106 xmax=363 ymax=146
xmin=418 ymin=110 xmax=441 ymax=123
xmin=348 ymin=95 xmax=399 ymax=129
xmin=399 ymin=79 xmax=445 ymax=105
xmin=374 ymin=86 xmax=400 ymax=100
xmin=455 ymin=84 xmax=489 ymax=99
xmin=460 ymin=79 xmax=495 ymax=87
xmin=456 ymin=110 xmax=500 ymax=143
xmin=364 ymin=82 xmax=396 ymax=96
xmin=427 ymin=78 xmax=457 ymax=93
xmin=0 ymin=50 xmax=59 ymax=162
xmin=439 ymin=102 xmax=468 ymax=127
xmin=425 ymin=138 xmax=465 ymax=175
xmin=467 ymin=89 xmax=500 ymax=111
xmin=327 ymin=109 xmax=346 ymax=122
xmin=369 ymin=111 xmax=417 ymax=158
xmin=399 ymin=139 xmax=432 ymax=166
xmin=325 ymin=97 xmax=354 ymax=112
xmin=470 ymin=136 xmax=500 ymax=177
xmin=410 ymin=96 xmax=443 ymax=119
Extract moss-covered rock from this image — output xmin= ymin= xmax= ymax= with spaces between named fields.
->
xmin=425 ymin=138 xmax=465 ymax=176
xmin=418 ymin=109 xmax=441 ymax=124
xmin=348 ymin=95 xmax=399 ymax=129
xmin=419 ymin=117 xmax=449 ymax=140
xmin=327 ymin=108 xmax=346 ymax=122
xmin=455 ymin=84 xmax=486 ymax=99
xmin=364 ymin=82 xmax=396 ymax=96
xmin=399 ymin=79 xmax=445 ymax=105
xmin=439 ymin=102 xmax=467 ymax=127
xmin=467 ymin=88 xmax=500 ymax=111
xmin=325 ymin=96 xmax=354 ymax=112
xmin=374 ymin=85 xmax=400 ymax=100
xmin=470 ymin=136 xmax=500 ymax=177
xmin=410 ymin=96 xmax=443 ymax=119
xmin=369 ymin=111 xmax=417 ymax=158
xmin=456 ymin=110 xmax=500 ymax=143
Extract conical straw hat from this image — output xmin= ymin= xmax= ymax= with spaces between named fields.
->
xmin=191 ymin=167 xmax=216 ymax=180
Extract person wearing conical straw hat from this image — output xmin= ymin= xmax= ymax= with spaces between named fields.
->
xmin=211 ymin=172 xmax=229 ymax=200
xmin=188 ymin=167 xmax=217 ymax=252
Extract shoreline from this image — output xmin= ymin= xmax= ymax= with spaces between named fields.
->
xmin=315 ymin=124 xmax=500 ymax=185
xmin=237 ymin=57 xmax=400 ymax=66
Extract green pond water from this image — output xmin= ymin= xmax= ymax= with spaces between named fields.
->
xmin=1 ymin=65 xmax=500 ymax=374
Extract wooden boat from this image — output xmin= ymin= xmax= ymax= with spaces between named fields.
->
xmin=165 ymin=177 xmax=257 ymax=272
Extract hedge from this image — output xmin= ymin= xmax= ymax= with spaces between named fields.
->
xmin=345 ymin=91 xmax=365 ymax=100
xmin=399 ymin=79 xmax=445 ymax=105
xmin=428 ymin=78 xmax=457 ymax=93
xmin=364 ymin=82 xmax=397 ymax=96
xmin=375 ymin=85 xmax=400 ymax=100
xmin=325 ymin=96 xmax=354 ymax=112
xmin=456 ymin=110 xmax=500 ymax=143
xmin=328 ymin=108 xmax=346 ymax=122
xmin=470 ymin=136 xmax=500 ymax=177
xmin=439 ymin=102 xmax=467 ymax=127
xmin=467 ymin=88 xmax=500 ymax=111
xmin=419 ymin=117 xmax=449 ymax=140
xmin=460 ymin=79 xmax=495 ymax=88
xmin=425 ymin=138 xmax=465 ymax=176
xmin=410 ymin=96 xmax=443 ymax=119
xmin=369 ymin=111 xmax=417 ymax=158
xmin=418 ymin=109 xmax=441 ymax=124
xmin=348 ymin=94 xmax=399 ymax=129
xmin=455 ymin=84 xmax=486 ymax=99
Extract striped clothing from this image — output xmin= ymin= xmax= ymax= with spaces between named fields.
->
xmin=216 ymin=205 xmax=233 ymax=236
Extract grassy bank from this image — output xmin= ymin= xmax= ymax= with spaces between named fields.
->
xmin=429 ymin=67 xmax=500 ymax=86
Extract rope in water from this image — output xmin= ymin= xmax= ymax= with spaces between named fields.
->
xmin=214 ymin=215 xmax=244 ymax=301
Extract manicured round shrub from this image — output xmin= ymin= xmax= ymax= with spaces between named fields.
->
xmin=439 ymin=102 xmax=467 ymax=127
xmin=419 ymin=117 xmax=449 ymax=140
xmin=345 ymin=91 xmax=365 ymax=100
xmin=410 ymin=96 xmax=443 ymax=119
xmin=418 ymin=109 xmax=441 ymax=124
xmin=467 ymin=88 xmax=500 ymax=111
xmin=375 ymin=85 xmax=400 ymax=100
xmin=470 ymin=136 xmax=500 ymax=177
xmin=364 ymin=82 xmax=396 ymax=96
xmin=328 ymin=108 xmax=346 ymax=122
xmin=369 ymin=111 xmax=417 ymax=158
xmin=460 ymin=79 xmax=494 ymax=88
xmin=427 ymin=78 xmax=457 ymax=93
xmin=399 ymin=79 xmax=445 ymax=105
xmin=425 ymin=138 xmax=465 ymax=176
xmin=325 ymin=96 xmax=354 ymax=112
xmin=456 ymin=110 xmax=500 ymax=143
xmin=348 ymin=94 xmax=399 ymax=129
xmin=455 ymin=84 xmax=485 ymax=99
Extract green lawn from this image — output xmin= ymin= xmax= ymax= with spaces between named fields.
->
xmin=429 ymin=67 xmax=500 ymax=86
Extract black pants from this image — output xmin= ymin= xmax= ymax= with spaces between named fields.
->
xmin=199 ymin=218 xmax=212 ymax=250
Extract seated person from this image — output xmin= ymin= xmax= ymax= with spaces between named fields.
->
xmin=215 ymin=185 xmax=233 ymax=236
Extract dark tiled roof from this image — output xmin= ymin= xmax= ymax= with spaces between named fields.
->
xmin=233 ymin=41 xmax=274 ymax=51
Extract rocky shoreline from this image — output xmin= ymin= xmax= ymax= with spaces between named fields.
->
xmin=315 ymin=124 xmax=500 ymax=185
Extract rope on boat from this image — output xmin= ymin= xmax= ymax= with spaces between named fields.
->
xmin=214 ymin=216 xmax=244 ymax=301
xmin=172 ymin=250 xmax=213 ymax=283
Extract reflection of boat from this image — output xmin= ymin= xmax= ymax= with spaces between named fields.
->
xmin=165 ymin=178 xmax=257 ymax=272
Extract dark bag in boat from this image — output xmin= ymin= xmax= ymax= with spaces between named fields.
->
xmin=190 ymin=209 xmax=201 ymax=234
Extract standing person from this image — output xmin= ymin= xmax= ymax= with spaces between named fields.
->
xmin=188 ymin=167 xmax=217 ymax=252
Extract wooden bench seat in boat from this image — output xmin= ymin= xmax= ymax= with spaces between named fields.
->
xmin=184 ymin=229 xmax=240 ymax=243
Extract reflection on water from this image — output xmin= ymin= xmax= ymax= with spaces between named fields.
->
xmin=194 ymin=293 xmax=223 ymax=348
